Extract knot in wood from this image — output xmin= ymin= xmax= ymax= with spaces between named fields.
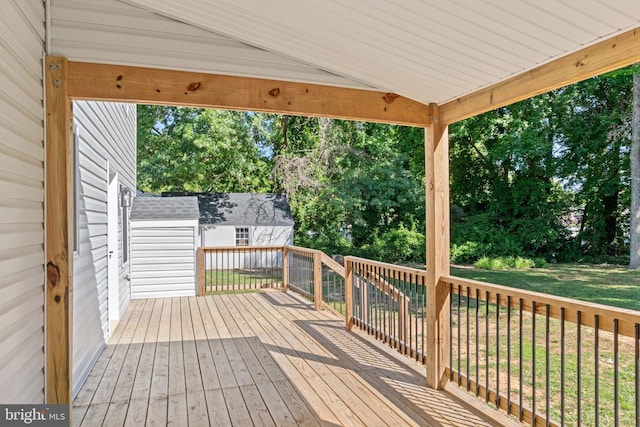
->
xmin=382 ymin=93 xmax=400 ymax=104
xmin=47 ymin=261 xmax=60 ymax=288
xmin=188 ymin=82 xmax=202 ymax=91
xmin=269 ymin=88 xmax=281 ymax=98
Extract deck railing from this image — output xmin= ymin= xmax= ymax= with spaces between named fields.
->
xmin=199 ymin=246 xmax=640 ymax=425
xmin=443 ymin=274 xmax=640 ymax=427
xmin=198 ymin=245 xmax=345 ymax=312
xmin=198 ymin=246 xmax=285 ymax=293
xmin=345 ymin=256 xmax=427 ymax=364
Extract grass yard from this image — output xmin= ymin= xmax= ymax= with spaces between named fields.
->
xmin=451 ymin=263 xmax=640 ymax=310
xmin=204 ymin=268 xmax=283 ymax=293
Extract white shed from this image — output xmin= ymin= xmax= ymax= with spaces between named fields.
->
xmin=130 ymin=197 xmax=200 ymax=298
xmin=191 ymin=193 xmax=294 ymax=247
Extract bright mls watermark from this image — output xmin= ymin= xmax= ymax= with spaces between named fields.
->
xmin=0 ymin=405 xmax=68 ymax=426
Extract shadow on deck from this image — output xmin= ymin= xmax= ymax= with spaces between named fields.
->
xmin=72 ymin=291 xmax=515 ymax=426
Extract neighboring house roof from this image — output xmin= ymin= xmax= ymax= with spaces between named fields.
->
xmin=131 ymin=196 xmax=200 ymax=221
xmin=136 ymin=189 xmax=159 ymax=198
xmin=163 ymin=192 xmax=295 ymax=227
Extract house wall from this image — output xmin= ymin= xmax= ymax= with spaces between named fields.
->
xmin=0 ymin=1 xmax=45 ymax=404
xmin=72 ymin=101 xmax=136 ymax=397
xmin=130 ymin=221 xmax=198 ymax=299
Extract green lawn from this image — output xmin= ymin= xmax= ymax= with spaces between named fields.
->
xmin=204 ymin=269 xmax=283 ymax=293
xmin=451 ymin=263 xmax=640 ymax=310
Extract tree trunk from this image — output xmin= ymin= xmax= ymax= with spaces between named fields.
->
xmin=630 ymin=75 xmax=640 ymax=268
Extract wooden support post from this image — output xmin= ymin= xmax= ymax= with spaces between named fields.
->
xmin=45 ymin=56 xmax=73 ymax=404
xmin=313 ymin=251 xmax=323 ymax=311
xmin=361 ymin=265 xmax=369 ymax=330
xmin=425 ymin=104 xmax=451 ymax=390
xmin=398 ymin=293 xmax=409 ymax=353
xmin=345 ymin=258 xmax=354 ymax=330
xmin=197 ymin=247 xmax=205 ymax=296
xmin=282 ymin=246 xmax=289 ymax=291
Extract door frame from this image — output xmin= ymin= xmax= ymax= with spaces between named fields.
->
xmin=107 ymin=166 xmax=120 ymax=337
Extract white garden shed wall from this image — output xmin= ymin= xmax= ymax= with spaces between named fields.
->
xmin=130 ymin=197 xmax=199 ymax=298
xmin=194 ymin=193 xmax=294 ymax=247
xmin=201 ymin=225 xmax=293 ymax=247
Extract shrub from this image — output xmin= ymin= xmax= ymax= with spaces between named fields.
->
xmin=475 ymin=256 xmax=510 ymax=270
xmin=474 ymin=256 xmax=540 ymax=270
xmin=451 ymin=241 xmax=486 ymax=264
xmin=375 ymin=225 xmax=426 ymax=264
xmin=533 ymin=257 xmax=548 ymax=268
xmin=513 ymin=256 xmax=535 ymax=269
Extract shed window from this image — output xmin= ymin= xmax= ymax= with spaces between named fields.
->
xmin=235 ymin=227 xmax=249 ymax=246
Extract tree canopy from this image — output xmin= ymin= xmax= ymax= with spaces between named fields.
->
xmin=136 ymin=63 xmax=640 ymax=265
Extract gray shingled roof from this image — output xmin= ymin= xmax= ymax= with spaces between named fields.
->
xmin=131 ymin=196 xmax=200 ymax=221
xmin=162 ymin=192 xmax=294 ymax=226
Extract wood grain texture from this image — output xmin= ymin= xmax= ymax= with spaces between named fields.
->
xmin=72 ymin=292 xmax=502 ymax=426
xmin=67 ymin=61 xmax=430 ymax=126
xmin=197 ymin=247 xmax=205 ymax=296
xmin=313 ymin=251 xmax=323 ymax=311
xmin=45 ymin=55 xmax=73 ymax=404
xmin=440 ymin=26 xmax=640 ymax=124
xmin=425 ymin=106 xmax=451 ymax=390
xmin=345 ymin=259 xmax=354 ymax=331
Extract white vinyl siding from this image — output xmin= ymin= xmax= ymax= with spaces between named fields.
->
xmin=130 ymin=225 xmax=198 ymax=298
xmin=48 ymin=0 xmax=369 ymax=90
xmin=72 ymin=101 xmax=136 ymax=397
xmin=0 ymin=0 xmax=45 ymax=404
xmin=202 ymin=225 xmax=293 ymax=247
xmin=201 ymin=225 xmax=236 ymax=247
xmin=252 ymin=226 xmax=294 ymax=246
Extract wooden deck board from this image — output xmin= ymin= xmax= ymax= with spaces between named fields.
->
xmin=168 ymin=298 xmax=186 ymax=396
xmin=149 ymin=299 xmax=170 ymax=400
xmin=226 ymin=294 xmax=333 ymax=426
xmin=73 ymin=291 xmax=515 ymax=426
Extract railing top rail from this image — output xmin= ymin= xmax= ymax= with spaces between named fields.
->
xmin=443 ymin=274 xmax=640 ymax=332
xmin=345 ymin=256 xmax=428 ymax=278
xmin=199 ymin=245 xmax=284 ymax=252
xmin=320 ymin=253 xmax=345 ymax=277
xmin=284 ymin=245 xmax=318 ymax=256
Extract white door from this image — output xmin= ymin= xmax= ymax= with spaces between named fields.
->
xmin=107 ymin=168 xmax=120 ymax=336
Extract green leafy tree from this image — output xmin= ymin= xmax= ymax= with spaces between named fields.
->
xmin=556 ymin=65 xmax=640 ymax=258
xmin=137 ymin=105 xmax=272 ymax=193
xmin=449 ymin=95 xmax=571 ymax=262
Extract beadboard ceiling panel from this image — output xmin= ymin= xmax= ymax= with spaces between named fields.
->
xmin=49 ymin=0 xmax=374 ymax=90
xmin=123 ymin=0 xmax=640 ymax=104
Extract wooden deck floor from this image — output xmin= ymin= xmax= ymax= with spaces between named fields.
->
xmin=72 ymin=291 xmax=512 ymax=426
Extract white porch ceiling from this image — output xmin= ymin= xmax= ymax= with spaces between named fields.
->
xmin=123 ymin=0 xmax=640 ymax=105
xmin=49 ymin=0 xmax=373 ymax=89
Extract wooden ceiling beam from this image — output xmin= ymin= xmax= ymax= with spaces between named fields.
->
xmin=67 ymin=62 xmax=430 ymax=126
xmin=440 ymin=26 xmax=640 ymax=124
